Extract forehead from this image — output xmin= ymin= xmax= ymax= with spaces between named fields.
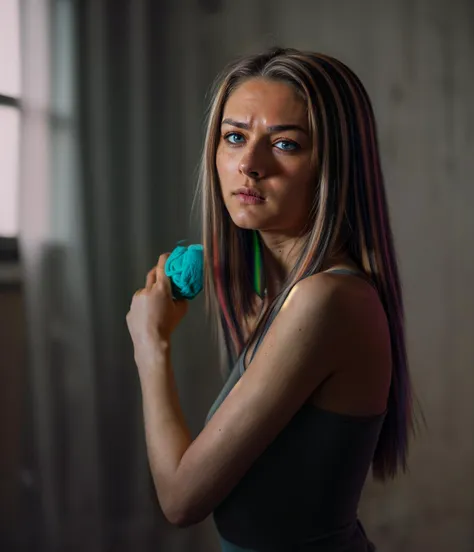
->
xmin=223 ymin=78 xmax=307 ymax=125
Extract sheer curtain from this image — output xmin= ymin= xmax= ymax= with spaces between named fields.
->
xmin=18 ymin=0 xmax=222 ymax=551
xmin=19 ymin=0 xmax=105 ymax=549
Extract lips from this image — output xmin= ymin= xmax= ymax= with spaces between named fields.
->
xmin=234 ymin=187 xmax=265 ymax=200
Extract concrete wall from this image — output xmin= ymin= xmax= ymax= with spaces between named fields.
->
xmin=173 ymin=1 xmax=474 ymax=550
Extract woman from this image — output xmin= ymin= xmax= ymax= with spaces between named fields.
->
xmin=126 ymin=48 xmax=415 ymax=551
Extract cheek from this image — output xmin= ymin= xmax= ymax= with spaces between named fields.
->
xmin=216 ymin=146 xmax=238 ymax=188
xmin=276 ymin=164 xmax=315 ymax=213
xmin=280 ymin=159 xmax=314 ymax=195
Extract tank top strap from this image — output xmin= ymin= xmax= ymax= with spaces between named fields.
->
xmin=323 ymin=267 xmax=378 ymax=290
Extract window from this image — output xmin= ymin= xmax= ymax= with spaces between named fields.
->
xmin=0 ymin=0 xmax=21 ymax=242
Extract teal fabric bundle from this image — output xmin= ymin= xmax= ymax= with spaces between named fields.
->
xmin=165 ymin=243 xmax=204 ymax=300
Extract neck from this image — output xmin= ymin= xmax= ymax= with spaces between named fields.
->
xmin=258 ymin=232 xmax=306 ymax=300
xmin=258 ymin=231 xmax=358 ymax=300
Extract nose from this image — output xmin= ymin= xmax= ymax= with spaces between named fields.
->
xmin=240 ymin=164 xmax=260 ymax=179
xmin=238 ymin=143 xmax=267 ymax=180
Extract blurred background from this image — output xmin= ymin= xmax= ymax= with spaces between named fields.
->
xmin=1 ymin=0 xmax=473 ymax=551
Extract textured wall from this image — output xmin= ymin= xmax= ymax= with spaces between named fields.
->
xmin=173 ymin=1 xmax=474 ymax=550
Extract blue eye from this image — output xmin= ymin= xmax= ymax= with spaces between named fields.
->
xmin=275 ymin=140 xmax=298 ymax=151
xmin=225 ymin=132 xmax=245 ymax=145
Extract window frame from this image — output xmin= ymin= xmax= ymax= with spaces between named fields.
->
xmin=0 ymin=93 xmax=20 ymax=109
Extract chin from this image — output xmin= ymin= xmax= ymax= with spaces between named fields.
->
xmin=232 ymin=221 xmax=258 ymax=231
xmin=229 ymin=215 xmax=263 ymax=231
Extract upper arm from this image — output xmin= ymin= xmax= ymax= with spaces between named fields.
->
xmin=169 ymin=275 xmax=369 ymax=526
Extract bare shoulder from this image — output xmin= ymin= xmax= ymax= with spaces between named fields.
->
xmin=284 ymin=270 xmax=385 ymax=332
xmin=249 ymin=269 xmax=391 ymax=384
xmin=289 ymin=271 xmax=392 ymax=413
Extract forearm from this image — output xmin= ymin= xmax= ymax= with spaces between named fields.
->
xmin=139 ymin=341 xmax=193 ymax=518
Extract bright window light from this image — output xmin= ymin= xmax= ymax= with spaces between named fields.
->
xmin=0 ymin=106 xmax=20 ymax=236
xmin=0 ymin=0 xmax=21 ymax=97
xmin=0 ymin=0 xmax=21 ymax=237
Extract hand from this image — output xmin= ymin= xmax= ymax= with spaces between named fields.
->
xmin=126 ymin=253 xmax=189 ymax=366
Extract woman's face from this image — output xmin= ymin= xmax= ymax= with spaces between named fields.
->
xmin=216 ymin=78 xmax=316 ymax=234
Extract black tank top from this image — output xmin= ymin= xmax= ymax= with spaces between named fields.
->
xmin=205 ymin=269 xmax=386 ymax=551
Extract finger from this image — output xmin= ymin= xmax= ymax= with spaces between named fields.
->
xmin=145 ymin=268 xmax=157 ymax=290
xmin=156 ymin=253 xmax=171 ymax=283
xmin=156 ymin=252 xmax=170 ymax=273
xmin=157 ymin=270 xmax=173 ymax=297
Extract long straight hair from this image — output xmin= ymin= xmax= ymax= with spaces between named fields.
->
xmin=195 ymin=47 xmax=415 ymax=481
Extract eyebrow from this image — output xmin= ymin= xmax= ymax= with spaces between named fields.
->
xmin=221 ymin=118 xmax=308 ymax=135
